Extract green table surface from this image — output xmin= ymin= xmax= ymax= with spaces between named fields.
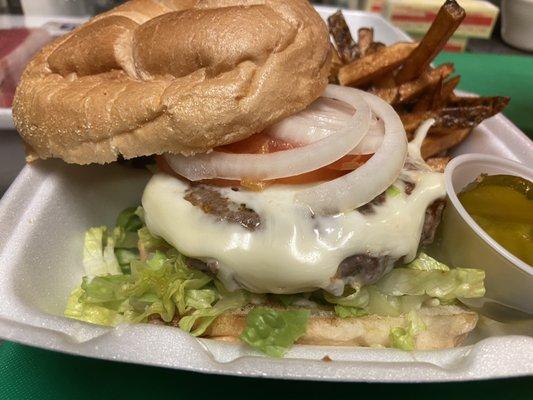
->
xmin=0 ymin=341 xmax=532 ymax=399
xmin=1 ymin=52 xmax=532 ymax=398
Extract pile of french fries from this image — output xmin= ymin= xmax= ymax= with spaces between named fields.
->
xmin=328 ymin=0 xmax=509 ymax=169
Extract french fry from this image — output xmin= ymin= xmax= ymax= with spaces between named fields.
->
xmin=366 ymin=42 xmax=386 ymax=56
xmin=402 ymin=95 xmax=509 ymax=134
xmin=370 ymin=87 xmax=397 ymax=103
xmin=429 ymin=127 xmax=468 ymax=136
xmin=369 ymin=72 xmax=397 ymax=103
xmin=395 ymin=0 xmax=465 ymax=84
xmin=328 ymin=11 xmax=359 ymax=63
xmin=413 ymin=78 xmax=443 ymax=112
xmin=338 ymin=42 xmax=417 ymax=87
xmin=421 ymin=129 xmax=471 ymax=159
xmin=413 ymin=74 xmax=460 ymax=112
xmin=432 ymin=75 xmax=461 ymax=109
xmin=358 ymin=28 xmax=374 ymax=56
xmin=372 ymin=63 xmax=454 ymax=104
xmin=398 ymin=64 xmax=454 ymax=104
xmin=441 ymin=76 xmax=461 ymax=99
xmin=373 ymin=71 xmax=397 ymax=89
xmin=447 ymin=95 xmax=510 ymax=109
xmin=329 ymin=47 xmax=343 ymax=83
xmin=326 ymin=9 xmax=510 ymax=156
xmin=436 ymin=100 xmax=509 ymax=129
xmin=401 ymin=112 xmax=434 ymax=134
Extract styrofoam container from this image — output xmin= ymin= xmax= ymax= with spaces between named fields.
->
xmin=0 ymin=7 xmax=532 ymax=382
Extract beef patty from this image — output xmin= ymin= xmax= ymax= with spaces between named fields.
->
xmin=184 ymin=185 xmax=261 ymax=231
xmin=183 ymin=183 xmax=445 ymax=291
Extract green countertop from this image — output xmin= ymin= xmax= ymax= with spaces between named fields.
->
xmin=1 ymin=52 xmax=532 ymax=398
xmin=0 ymin=341 xmax=532 ymax=400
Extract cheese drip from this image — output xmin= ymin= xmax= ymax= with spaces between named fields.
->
xmin=142 ymin=170 xmax=445 ymax=294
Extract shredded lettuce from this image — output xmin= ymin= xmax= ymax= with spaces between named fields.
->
xmin=83 ymin=227 xmax=122 ymax=278
xmin=185 ymin=288 xmax=218 ymax=310
xmin=113 ymin=207 xmax=144 ymax=264
xmin=366 ymin=286 xmax=402 ymax=317
xmin=334 ymin=305 xmax=368 ymax=318
xmin=324 ymin=287 xmax=369 ymax=308
xmin=270 ymin=294 xmax=300 ymax=307
xmin=67 ymin=240 xmax=225 ymax=327
xmin=116 ymin=206 xmax=144 ymax=233
xmin=240 ymin=307 xmax=310 ymax=357
xmin=68 ymin=219 xmax=245 ymax=336
xmin=389 ymin=311 xmax=427 ymax=351
xmin=325 ymin=287 xmax=418 ymax=317
xmin=179 ymin=290 xmax=247 ymax=336
xmin=65 ymin=287 xmax=126 ymax=326
xmin=323 ymin=253 xmax=485 ymax=317
xmin=114 ymin=248 xmax=138 ymax=272
xmin=405 ymin=252 xmax=450 ymax=271
xmin=375 ymin=268 xmax=485 ymax=300
xmin=138 ymin=226 xmax=170 ymax=256
xmin=112 ymin=227 xmax=139 ymax=250
xmin=134 ymin=206 xmax=145 ymax=223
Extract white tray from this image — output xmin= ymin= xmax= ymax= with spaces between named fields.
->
xmin=0 ymin=7 xmax=532 ymax=382
xmin=0 ymin=15 xmax=89 ymax=130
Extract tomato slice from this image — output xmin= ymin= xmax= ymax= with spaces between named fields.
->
xmin=326 ymin=154 xmax=372 ymax=171
xmin=155 ymin=134 xmax=373 ymax=189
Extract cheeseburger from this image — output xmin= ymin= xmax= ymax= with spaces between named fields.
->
xmin=13 ymin=0 xmax=485 ymax=356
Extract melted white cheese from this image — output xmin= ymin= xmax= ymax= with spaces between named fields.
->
xmin=142 ymin=170 xmax=445 ymax=294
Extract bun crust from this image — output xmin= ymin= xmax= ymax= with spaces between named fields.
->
xmin=205 ymin=305 xmax=478 ymax=350
xmin=13 ymin=0 xmax=331 ymax=164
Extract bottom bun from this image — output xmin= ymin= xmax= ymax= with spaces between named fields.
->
xmin=205 ymin=305 xmax=478 ymax=350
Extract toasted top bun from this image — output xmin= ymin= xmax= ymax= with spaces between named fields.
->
xmin=13 ymin=0 xmax=331 ymax=164
xmin=206 ymin=305 xmax=479 ymax=350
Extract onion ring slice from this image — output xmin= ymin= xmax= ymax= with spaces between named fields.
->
xmin=164 ymin=85 xmax=371 ymax=181
xmin=349 ymin=116 xmax=384 ymax=155
xmin=268 ymin=100 xmax=385 ymax=156
xmin=295 ymin=87 xmax=408 ymax=214
xmin=266 ymin=97 xmax=354 ymax=145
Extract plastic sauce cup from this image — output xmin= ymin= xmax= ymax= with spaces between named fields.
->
xmin=437 ymin=154 xmax=533 ymax=317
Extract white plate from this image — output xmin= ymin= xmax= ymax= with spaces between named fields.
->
xmin=0 ymin=108 xmax=14 ymax=130
xmin=0 ymin=15 xmax=89 ymax=130
xmin=0 ymin=7 xmax=532 ymax=382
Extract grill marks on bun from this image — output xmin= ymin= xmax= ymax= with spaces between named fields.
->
xmin=13 ymin=0 xmax=331 ymax=164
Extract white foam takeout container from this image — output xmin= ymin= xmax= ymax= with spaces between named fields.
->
xmin=0 ymin=7 xmax=532 ymax=382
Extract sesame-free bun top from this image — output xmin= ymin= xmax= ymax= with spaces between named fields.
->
xmin=13 ymin=0 xmax=331 ymax=164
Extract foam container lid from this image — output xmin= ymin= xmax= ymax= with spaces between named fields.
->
xmin=0 ymin=8 xmax=532 ymax=382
